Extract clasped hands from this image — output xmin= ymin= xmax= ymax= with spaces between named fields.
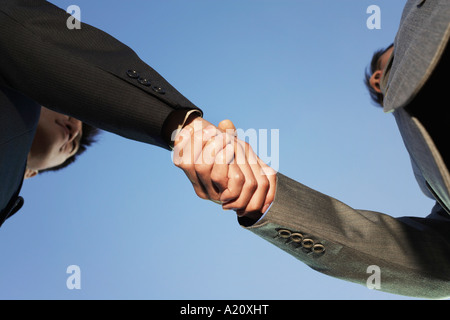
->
xmin=172 ymin=116 xmax=276 ymax=221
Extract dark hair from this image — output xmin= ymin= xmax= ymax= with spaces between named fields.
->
xmin=364 ymin=43 xmax=394 ymax=107
xmin=39 ymin=123 xmax=100 ymax=173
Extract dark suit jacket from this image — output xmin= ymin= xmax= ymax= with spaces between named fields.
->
xmin=0 ymin=86 xmax=40 ymax=225
xmin=0 ymin=0 xmax=202 ymax=226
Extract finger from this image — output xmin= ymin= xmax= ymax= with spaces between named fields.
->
xmin=199 ymin=132 xmax=233 ymax=165
xmin=196 ymin=132 xmax=233 ymax=199
xmin=189 ymin=126 xmax=223 ymax=199
xmin=192 ymin=125 xmax=219 ymax=165
xmin=220 ymin=161 xmax=244 ymax=203
xmin=237 ymin=141 xmax=270 ymax=214
xmin=210 ymin=143 xmax=235 ymax=193
xmin=258 ymin=159 xmax=277 ymax=213
xmin=221 ymin=140 xmax=271 ymax=216
xmin=173 ymin=125 xmax=216 ymax=200
xmin=218 ymin=119 xmax=237 ymax=135
xmin=221 ymin=141 xmax=257 ymax=211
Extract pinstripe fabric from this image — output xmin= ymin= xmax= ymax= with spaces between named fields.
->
xmin=0 ymin=0 xmax=202 ymax=225
xmin=0 ymin=0 xmax=202 ymax=150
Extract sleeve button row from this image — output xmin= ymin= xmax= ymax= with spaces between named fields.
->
xmin=126 ymin=70 xmax=166 ymax=94
xmin=275 ymin=229 xmax=325 ymax=255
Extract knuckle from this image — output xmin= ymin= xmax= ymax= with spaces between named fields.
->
xmin=173 ymin=161 xmax=184 ymax=169
xmin=210 ymin=170 xmax=225 ymax=184
xmin=210 ymin=170 xmax=220 ymax=181
xmin=227 ymin=187 xmax=240 ymax=199
xmin=231 ymin=171 xmax=244 ymax=184
xmin=173 ymin=160 xmax=182 ymax=168
xmin=226 ymin=186 xmax=240 ymax=198
xmin=259 ymin=177 xmax=270 ymax=191
xmin=194 ymin=187 xmax=208 ymax=200
xmin=194 ymin=163 xmax=210 ymax=176
xmin=176 ymin=161 xmax=192 ymax=171
xmin=244 ymin=178 xmax=257 ymax=192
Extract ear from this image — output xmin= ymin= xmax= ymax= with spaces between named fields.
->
xmin=24 ymin=168 xmax=39 ymax=179
xmin=369 ymin=70 xmax=383 ymax=93
xmin=218 ymin=119 xmax=237 ymax=136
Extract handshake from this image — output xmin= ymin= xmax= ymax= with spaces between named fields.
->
xmin=171 ymin=115 xmax=277 ymax=222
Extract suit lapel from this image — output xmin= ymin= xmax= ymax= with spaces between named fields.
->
xmin=383 ymin=0 xmax=450 ymax=112
xmin=394 ymin=108 xmax=450 ymax=213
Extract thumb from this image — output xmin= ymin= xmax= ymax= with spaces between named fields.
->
xmin=218 ymin=119 xmax=237 ymax=136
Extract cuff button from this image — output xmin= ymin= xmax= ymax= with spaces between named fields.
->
xmin=126 ymin=70 xmax=140 ymax=79
xmin=278 ymin=229 xmax=291 ymax=239
xmin=301 ymin=238 xmax=314 ymax=249
xmin=312 ymin=243 xmax=325 ymax=254
xmin=152 ymin=86 xmax=166 ymax=94
xmin=290 ymin=233 xmax=303 ymax=243
xmin=138 ymin=77 xmax=151 ymax=86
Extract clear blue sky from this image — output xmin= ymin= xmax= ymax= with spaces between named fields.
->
xmin=1 ymin=0 xmax=434 ymax=300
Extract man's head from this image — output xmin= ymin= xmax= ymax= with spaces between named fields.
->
xmin=364 ymin=43 xmax=394 ymax=107
xmin=25 ymin=107 xmax=99 ymax=179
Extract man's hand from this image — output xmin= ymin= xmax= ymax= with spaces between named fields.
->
xmin=172 ymin=116 xmax=276 ymax=221
xmin=172 ymin=115 xmax=237 ymax=202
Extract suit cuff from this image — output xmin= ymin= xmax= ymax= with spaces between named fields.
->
xmin=162 ymin=108 xmax=203 ymax=149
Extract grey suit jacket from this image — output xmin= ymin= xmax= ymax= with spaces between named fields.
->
xmin=242 ymin=0 xmax=450 ymax=299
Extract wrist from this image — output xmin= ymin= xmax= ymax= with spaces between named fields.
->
xmin=162 ymin=109 xmax=202 ymax=149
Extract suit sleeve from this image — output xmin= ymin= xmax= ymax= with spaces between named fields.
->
xmin=239 ymin=173 xmax=450 ymax=299
xmin=0 ymin=0 xmax=202 ymax=149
